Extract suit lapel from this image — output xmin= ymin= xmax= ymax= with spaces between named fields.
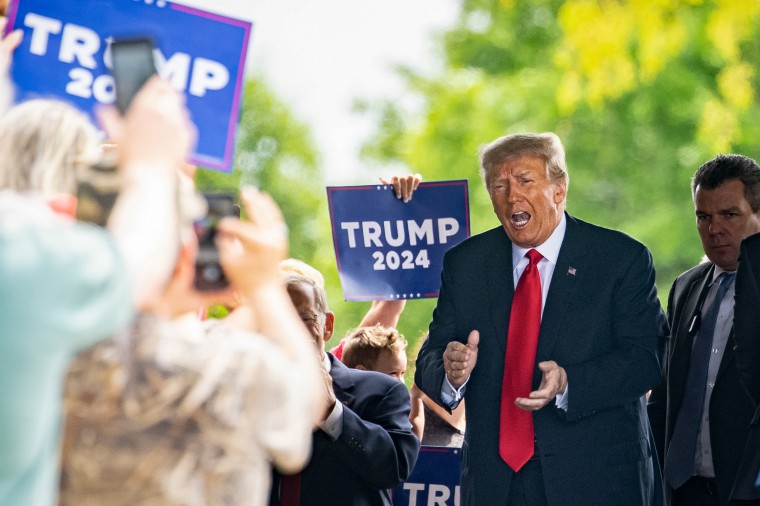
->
xmin=487 ymin=228 xmax=514 ymax=355
xmin=716 ymin=327 xmax=736 ymax=382
xmin=328 ymin=354 xmax=356 ymax=407
xmin=669 ymin=265 xmax=713 ymax=413
xmin=535 ymin=214 xmax=583 ymax=361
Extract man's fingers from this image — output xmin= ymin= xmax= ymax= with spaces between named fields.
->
xmin=538 ymin=360 xmax=557 ymax=372
xmin=528 ymin=385 xmax=555 ymax=399
xmin=515 ymin=397 xmax=549 ymax=411
xmin=466 ymin=330 xmax=480 ymax=350
xmin=95 ymin=106 xmax=124 ymax=143
xmin=1 ymin=29 xmax=22 ymax=53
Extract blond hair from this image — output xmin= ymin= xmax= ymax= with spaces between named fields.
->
xmin=479 ymin=132 xmax=569 ymax=192
xmin=342 ymin=325 xmax=408 ymax=370
xmin=0 ymin=99 xmax=100 ymax=198
xmin=279 ymin=258 xmax=325 ymax=288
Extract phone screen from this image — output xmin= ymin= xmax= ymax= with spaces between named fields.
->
xmin=110 ymin=38 xmax=157 ymax=113
xmin=193 ymin=194 xmax=240 ymax=291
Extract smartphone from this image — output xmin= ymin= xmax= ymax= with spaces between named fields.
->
xmin=194 ymin=193 xmax=240 ymax=291
xmin=110 ymin=37 xmax=157 ymax=114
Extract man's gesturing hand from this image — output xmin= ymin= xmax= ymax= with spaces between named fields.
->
xmin=515 ymin=360 xmax=567 ymax=411
xmin=443 ymin=330 xmax=479 ymax=389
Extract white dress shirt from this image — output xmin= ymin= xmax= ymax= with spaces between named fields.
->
xmin=441 ymin=215 xmax=568 ymax=409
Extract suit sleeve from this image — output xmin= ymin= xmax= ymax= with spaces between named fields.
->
xmin=415 ymin=251 xmax=461 ymax=408
xmin=563 ymin=244 xmax=667 ymax=421
xmin=647 ymin=277 xmax=677 ymax=467
xmin=330 ymin=380 xmax=420 ymax=489
xmin=735 ymin=236 xmax=760 ymax=406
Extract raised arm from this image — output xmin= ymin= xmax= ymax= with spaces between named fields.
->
xmin=0 ymin=18 xmax=22 ymax=116
xmin=99 ymin=77 xmax=194 ymax=309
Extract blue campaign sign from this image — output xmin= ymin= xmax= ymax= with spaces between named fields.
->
xmin=5 ymin=0 xmax=251 ymax=171
xmin=327 ymin=180 xmax=469 ymax=301
xmin=392 ymin=446 xmax=462 ymax=506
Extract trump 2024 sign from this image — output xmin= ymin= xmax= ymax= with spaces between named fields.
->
xmin=327 ymin=180 xmax=470 ymax=301
xmin=5 ymin=0 xmax=251 ymax=171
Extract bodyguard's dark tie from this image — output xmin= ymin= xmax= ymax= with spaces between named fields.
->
xmin=664 ymin=271 xmax=735 ymax=489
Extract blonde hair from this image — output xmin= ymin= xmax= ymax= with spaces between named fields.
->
xmin=279 ymin=258 xmax=325 ymax=288
xmin=342 ymin=325 xmax=408 ymax=370
xmin=0 ymin=99 xmax=100 ymax=197
xmin=479 ymin=132 xmax=569 ymax=192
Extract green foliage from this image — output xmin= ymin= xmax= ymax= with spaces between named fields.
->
xmin=193 ymin=76 xmax=376 ymax=343
xmin=193 ymin=1 xmax=760 ymax=381
xmin=361 ymin=0 xmax=760 ymax=314
xmin=195 ymin=77 xmax=323 ymax=262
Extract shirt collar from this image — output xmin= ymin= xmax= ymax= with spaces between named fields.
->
xmin=322 ymin=352 xmax=332 ymax=372
xmin=511 ymin=213 xmax=567 ymax=268
xmin=710 ymin=264 xmax=735 ymax=284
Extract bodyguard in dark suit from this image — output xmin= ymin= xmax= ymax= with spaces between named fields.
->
xmin=648 ymin=155 xmax=760 ymax=506
xmin=733 ymin=232 xmax=760 ymax=504
xmin=415 ymin=132 xmax=668 ymax=505
xmin=271 ymin=274 xmax=419 ymax=506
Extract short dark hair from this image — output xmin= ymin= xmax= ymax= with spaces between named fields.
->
xmin=692 ymin=154 xmax=760 ymax=211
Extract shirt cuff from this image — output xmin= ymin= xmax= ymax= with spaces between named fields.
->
xmin=440 ymin=375 xmax=468 ymax=410
xmin=555 ymin=383 xmax=569 ymax=411
xmin=319 ymin=401 xmax=344 ymax=440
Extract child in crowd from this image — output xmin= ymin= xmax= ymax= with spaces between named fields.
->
xmin=341 ymin=325 xmax=408 ymax=383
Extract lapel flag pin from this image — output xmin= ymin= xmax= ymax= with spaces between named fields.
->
xmin=567 ymin=267 xmax=577 ymax=276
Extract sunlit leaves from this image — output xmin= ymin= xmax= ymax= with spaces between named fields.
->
xmin=361 ymin=0 xmax=760 ymax=304
xmin=717 ymin=63 xmax=754 ymax=110
xmin=705 ymin=0 xmax=760 ymax=61
xmin=697 ymin=97 xmax=738 ymax=153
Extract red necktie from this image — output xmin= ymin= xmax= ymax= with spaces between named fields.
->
xmin=280 ymin=472 xmax=301 ymax=506
xmin=499 ymin=249 xmax=543 ymax=472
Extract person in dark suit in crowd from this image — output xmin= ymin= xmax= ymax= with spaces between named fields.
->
xmin=270 ymin=273 xmax=420 ymax=506
xmin=415 ymin=132 xmax=668 ymax=505
xmin=649 ymin=154 xmax=760 ymax=506
xmin=732 ymin=231 xmax=760 ymax=504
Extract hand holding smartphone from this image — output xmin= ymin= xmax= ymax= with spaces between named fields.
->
xmin=194 ymin=193 xmax=240 ymax=291
xmin=110 ymin=37 xmax=157 ymax=114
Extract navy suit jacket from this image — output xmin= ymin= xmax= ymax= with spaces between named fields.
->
xmin=732 ymin=232 xmax=760 ymax=501
xmin=648 ymin=259 xmax=756 ymax=505
xmin=416 ymin=214 xmax=667 ymax=506
xmin=272 ymin=355 xmax=419 ymax=506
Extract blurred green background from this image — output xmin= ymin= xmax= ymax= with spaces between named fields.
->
xmin=196 ymin=0 xmax=760 ymax=384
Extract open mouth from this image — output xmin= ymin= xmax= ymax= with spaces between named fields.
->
xmin=511 ymin=211 xmax=531 ymax=228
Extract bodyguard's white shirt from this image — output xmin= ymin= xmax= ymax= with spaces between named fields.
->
xmin=441 ymin=215 xmax=569 ymax=409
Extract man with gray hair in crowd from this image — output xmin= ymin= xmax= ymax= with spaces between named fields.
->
xmin=270 ymin=272 xmax=420 ymax=506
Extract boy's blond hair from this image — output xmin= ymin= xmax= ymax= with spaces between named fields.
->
xmin=341 ymin=325 xmax=407 ymax=370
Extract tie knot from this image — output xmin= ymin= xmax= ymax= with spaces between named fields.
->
xmin=717 ymin=271 xmax=736 ymax=291
xmin=526 ymin=249 xmax=543 ymax=266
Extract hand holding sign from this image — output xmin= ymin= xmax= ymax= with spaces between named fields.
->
xmin=327 ymin=179 xmax=469 ymax=301
xmin=98 ymin=76 xmax=195 ymax=179
xmin=0 ymin=17 xmax=22 ymax=73
xmin=381 ymin=173 xmax=422 ymax=203
xmin=5 ymin=0 xmax=250 ymax=170
xmin=0 ymin=17 xmax=22 ymax=114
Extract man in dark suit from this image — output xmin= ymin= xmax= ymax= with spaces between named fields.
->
xmin=732 ymin=231 xmax=760 ymax=504
xmin=648 ymin=155 xmax=760 ymax=506
xmin=415 ymin=132 xmax=668 ymax=505
xmin=270 ymin=273 xmax=420 ymax=506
